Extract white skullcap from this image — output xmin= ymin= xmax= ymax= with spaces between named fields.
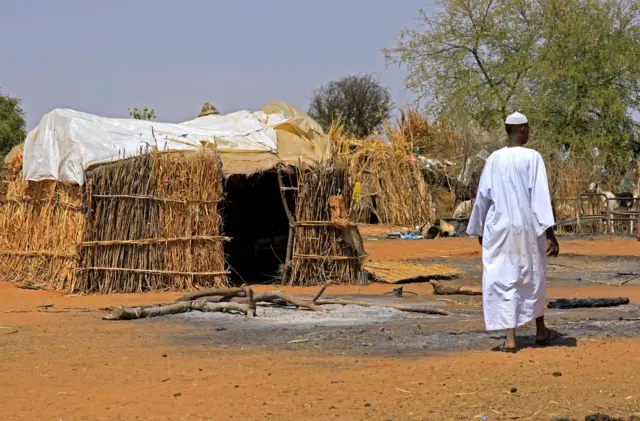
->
xmin=505 ymin=112 xmax=528 ymax=125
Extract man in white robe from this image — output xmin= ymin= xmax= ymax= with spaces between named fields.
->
xmin=467 ymin=112 xmax=560 ymax=353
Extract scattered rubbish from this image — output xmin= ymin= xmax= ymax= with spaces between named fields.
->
xmin=383 ymin=287 xmax=418 ymax=298
xmin=385 ymin=232 xmax=403 ymax=239
xmin=440 ymin=220 xmax=456 ymax=236
xmin=357 ymin=270 xmax=369 ymax=286
xmin=400 ymin=232 xmax=423 ymax=240
xmin=548 ymin=298 xmax=630 ymax=309
xmin=396 ymin=388 xmax=411 ymax=394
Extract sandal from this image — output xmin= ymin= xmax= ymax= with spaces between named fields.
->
xmin=535 ymin=329 xmax=560 ymax=346
xmin=492 ymin=343 xmax=518 ymax=353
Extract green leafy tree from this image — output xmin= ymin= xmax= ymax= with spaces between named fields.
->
xmin=309 ymin=74 xmax=393 ymax=138
xmin=384 ymin=0 xmax=640 ymax=155
xmin=0 ymin=92 xmax=26 ymax=159
xmin=128 ymin=106 xmax=156 ymax=120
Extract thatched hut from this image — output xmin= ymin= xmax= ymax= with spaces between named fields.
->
xmin=332 ymin=126 xmax=432 ymax=228
xmin=0 ymin=101 xmax=363 ymax=293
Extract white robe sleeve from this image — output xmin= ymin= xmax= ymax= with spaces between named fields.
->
xmin=466 ymin=157 xmax=492 ymax=237
xmin=530 ymin=153 xmax=555 ymax=237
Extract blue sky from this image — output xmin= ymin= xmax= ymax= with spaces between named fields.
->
xmin=1 ymin=0 xmax=436 ymax=129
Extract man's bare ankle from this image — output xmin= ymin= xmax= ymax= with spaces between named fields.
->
xmin=536 ymin=326 xmax=549 ymax=339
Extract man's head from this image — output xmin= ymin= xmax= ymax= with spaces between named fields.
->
xmin=505 ymin=112 xmax=529 ymax=146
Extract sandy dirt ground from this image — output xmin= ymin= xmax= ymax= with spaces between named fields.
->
xmin=1 ymin=236 xmax=640 ymax=420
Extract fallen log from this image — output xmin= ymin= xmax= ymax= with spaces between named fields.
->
xmin=176 ymin=287 xmax=246 ymax=302
xmin=103 ymin=300 xmax=253 ymax=321
xmin=430 ymin=280 xmax=482 ymax=296
xmin=547 ymin=298 xmax=630 ymax=309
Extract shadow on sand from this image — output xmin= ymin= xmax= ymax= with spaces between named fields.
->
xmin=490 ymin=332 xmax=578 ymax=353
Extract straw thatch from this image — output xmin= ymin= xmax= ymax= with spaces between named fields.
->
xmin=0 ymin=147 xmax=84 ymax=290
xmin=332 ymin=123 xmax=432 ymax=227
xmin=77 ymin=148 xmax=228 ymax=293
xmin=364 ymin=260 xmax=461 ymax=284
xmin=288 ymin=165 xmax=364 ymax=286
xmin=198 ymin=103 xmax=220 ymax=117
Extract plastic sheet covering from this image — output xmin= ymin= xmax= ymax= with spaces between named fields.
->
xmin=22 ymin=108 xmax=287 ymax=185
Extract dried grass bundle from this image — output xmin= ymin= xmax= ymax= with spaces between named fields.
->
xmin=333 ymin=127 xmax=431 ymax=227
xmin=288 ymin=165 xmax=362 ymax=286
xmin=0 ymin=153 xmax=83 ymax=290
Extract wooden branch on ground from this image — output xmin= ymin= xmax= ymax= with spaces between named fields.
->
xmin=176 ymin=287 xmax=245 ymax=302
xmin=253 ymin=292 xmax=328 ymax=312
xmin=103 ymin=300 xmax=252 ymax=320
xmin=104 ymin=283 xmax=452 ymax=321
xmin=176 ymin=291 xmax=327 ymax=313
xmin=312 ymin=282 xmax=331 ymax=303
xmin=315 ymin=299 xmax=450 ymax=316
xmin=430 ymin=280 xmax=482 ymax=296
xmin=390 ymin=305 xmax=451 ymax=316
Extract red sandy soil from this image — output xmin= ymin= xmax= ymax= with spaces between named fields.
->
xmin=1 ymin=236 xmax=639 ymax=420
xmin=365 ymin=235 xmax=640 ymax=260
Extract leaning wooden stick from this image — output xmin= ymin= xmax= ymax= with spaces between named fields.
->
xmin=312 ymin=281 xmax=332 ymax=303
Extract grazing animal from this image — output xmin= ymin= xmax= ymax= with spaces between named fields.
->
xmin=588 ymin=182 xmax=636 ymax=234
xmin=588 ymin=182 xmax=634 ymax=211
xmin=452 ymin=199 xmax=474 ymax=219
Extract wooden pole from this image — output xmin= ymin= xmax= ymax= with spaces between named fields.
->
xmin=277 ymin=168 xmax=296 ymax=284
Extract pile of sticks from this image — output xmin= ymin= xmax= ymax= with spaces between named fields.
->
xmin=103 ymin=284 xmax=450 ymax=320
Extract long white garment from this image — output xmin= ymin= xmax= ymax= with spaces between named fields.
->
xmin=467 ymin=147 xmax=555 ymax=331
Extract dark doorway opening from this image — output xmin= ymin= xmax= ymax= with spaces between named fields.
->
xmin=369 ymin=196 xmax=380 ymax=224
xmin=223 ymin=172 xmax=296 ymax=284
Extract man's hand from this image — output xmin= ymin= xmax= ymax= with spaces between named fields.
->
xmin=478 ymin=236 xmax=483 ymax=246
xmin=545 ymin=228 xmax=559 ymax=257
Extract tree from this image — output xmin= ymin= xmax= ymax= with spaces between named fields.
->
xmin=128 ymin=107 xmax=156 ymax=120
xmin=0 ymin=92 xmax=26 ymax=159
xmin=384 ymin=0 xmax=640 ymax=154
xmin=308 ymin=74 xmax=393 ymax=138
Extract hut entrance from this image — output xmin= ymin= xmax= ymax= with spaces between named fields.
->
xmin=223 ymin=172 xmax=295 ymax=284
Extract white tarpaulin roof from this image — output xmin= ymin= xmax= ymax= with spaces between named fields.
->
xmin=22 ymin=108 xmax=290 ymax=185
